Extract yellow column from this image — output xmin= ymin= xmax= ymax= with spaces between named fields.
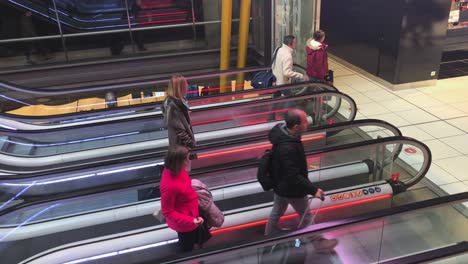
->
xmin=220 ymin=0 xmax=232 ymax=93
xmin=236 ymin=0 xmax=251 ymax=91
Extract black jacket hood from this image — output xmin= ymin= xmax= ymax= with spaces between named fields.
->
xmin=269 ymin=123 xmax=301 ymax=145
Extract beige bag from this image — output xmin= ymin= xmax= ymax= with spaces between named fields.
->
xmin=152 ymin=205 xmax=165 ymax=223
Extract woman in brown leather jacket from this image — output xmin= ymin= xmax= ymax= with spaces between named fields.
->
xmin=162 ymin=74 xmax=196 ymax=150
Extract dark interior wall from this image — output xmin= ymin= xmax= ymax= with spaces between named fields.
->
xmin=396 ymin=0 xmax=451 ymax=83
xmin=321 ymin=0 xmax=451 ymax=84
xmin=320 ymin=0 xmax=383 ymax=76
xmin=374 ymin=0 xmax=405 ymax=83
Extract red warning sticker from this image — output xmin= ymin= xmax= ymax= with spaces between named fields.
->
xmin=404 ymin=148 xmax=417 ymax=154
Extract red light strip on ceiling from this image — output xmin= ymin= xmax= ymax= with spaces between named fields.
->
xmin=211 ymin=194 xmax=392 ymax=235
xmin=139 ymin=11 xmax=188 ymax=18
xmin=197 ymin=134 xmax=325 ymax=159
xmin=192 ymin=108 xmax=290 ymax=126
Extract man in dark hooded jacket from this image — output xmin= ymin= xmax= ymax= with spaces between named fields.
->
xmin=265 ymin=109 xmax=337 ymax=252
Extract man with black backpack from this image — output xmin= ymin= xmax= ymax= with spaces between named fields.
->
xmin=264 ymin=109 xmax=337 ymax=253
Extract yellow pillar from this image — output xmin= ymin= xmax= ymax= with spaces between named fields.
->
xmin=236 ymin=0 xmax=251 ymax=91
xmin=220 ymin=0 xmax=232 ymax=93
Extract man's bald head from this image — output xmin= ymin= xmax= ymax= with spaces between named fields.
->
xmin=285 ymin=109 xmax=308 ymax=136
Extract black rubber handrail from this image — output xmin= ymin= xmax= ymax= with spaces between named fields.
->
xmin=159 ymin=192 xmax=468 ymax=264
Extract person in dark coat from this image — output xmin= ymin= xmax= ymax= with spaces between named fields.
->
xmin=20 ymin=11 xmax=38 ymax=64
xmin=20 ymin=11 xmax=50 ymax=64
xmin=131 ymin=0 xmax=147 ymax=51
xmin=162 ymin=74 xmax=196 ymax=150
xmin=306 ymin=30 xmax=329 ymax=81
xmin=265 ymin=109 xmax=338 ymax=253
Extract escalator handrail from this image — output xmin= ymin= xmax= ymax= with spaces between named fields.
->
xmin=0 ymin=78 xmax=339 ymax=123
xmin=192 ymin=118 xmax=400 ymax=157
xmin=0 ymin=136 xmax=430 ymax=219
xmin=0 ymin=119 xmax=402 ymax=184
xmin=0 ymin=118 xmax=397 ymax=180
xmin=0 ymin=90 xmax=355 ymax=136
xmin=302 ymin=135 xmax=431 ymax=189
xmin=0 ymin=65 xmax=270 ymax=95
xmin=0 ymin=89 xmax=357 ymax=172
xmin=159 ymin=192 xmax=468 ymax=264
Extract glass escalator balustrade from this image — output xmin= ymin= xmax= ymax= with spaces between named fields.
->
xmin=0 ymin=91 xmax=355 ymax=177
xmin=0 ymin=137 xmax=430 ymax=264
xmin=179 ymin=198 xmax=468 ymax=264
xmin=1 ymin=68 xmax=264 ymax=118
xmin=0 ymin=120 xmax=402 ymax=204
xmin=0 ymin=137 xmax=430 ymax=244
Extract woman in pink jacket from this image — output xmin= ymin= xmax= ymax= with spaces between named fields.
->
xmin=160 ymin=146 xmax=204 ymax=251
xmin=306 ymin=30 xmax=329 ymax=81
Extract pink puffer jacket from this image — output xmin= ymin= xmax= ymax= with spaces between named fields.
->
xmin=192 ymin=179 xmax=224 ymax=228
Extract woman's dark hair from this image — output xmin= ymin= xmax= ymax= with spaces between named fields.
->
xmin=164 ymin=146 xmax=189 ymax=174
xmin=285 ymin=109 xmax=303 ymax=129
xmin=313 ymin=30 xmax=326 ymax=41
xmin=283 ymin=35 xmax=296 ymax=46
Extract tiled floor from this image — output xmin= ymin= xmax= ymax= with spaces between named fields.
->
xmin=329 ymin=60 xmax=468 ymax=198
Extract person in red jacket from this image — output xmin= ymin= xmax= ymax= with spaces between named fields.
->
xmin=306 ymin=30 xmax=329 ymax=81
xmin=160 ymin=146 xmax=204 ymax=252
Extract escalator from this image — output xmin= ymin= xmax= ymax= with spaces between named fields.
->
xmin=0 ymin=86 xmax=352 ymax=175
xmin=0 ymin=50 xmax=257 ymax=89
xmin=0 ymin=119 xmax=399 ymax=196
xmin=0 ymin=65 xmax=317 ymax=128
xmin=0 ymin=134 xmax=432 ymax=264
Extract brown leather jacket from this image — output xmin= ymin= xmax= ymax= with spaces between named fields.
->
xmin=162 ymin=96 xmax=196 ymax=149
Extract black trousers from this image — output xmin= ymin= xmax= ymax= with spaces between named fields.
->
xmin=177 ymin=228 xmax=198 ymax=252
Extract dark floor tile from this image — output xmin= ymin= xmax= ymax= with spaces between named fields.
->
xmin=441 ymin=69 xmax=467 ymax=78
xmin=440 ymin=63 xmax=459 ymax=70
xmin=437 ymin=73 xmax=451 ymax=80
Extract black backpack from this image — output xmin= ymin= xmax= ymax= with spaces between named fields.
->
xmin=257 ymin=149 xmax=274 ymax=191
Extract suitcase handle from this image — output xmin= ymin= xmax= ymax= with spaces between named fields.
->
xmin=298 ymin=195 xmax=324 ymax=228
